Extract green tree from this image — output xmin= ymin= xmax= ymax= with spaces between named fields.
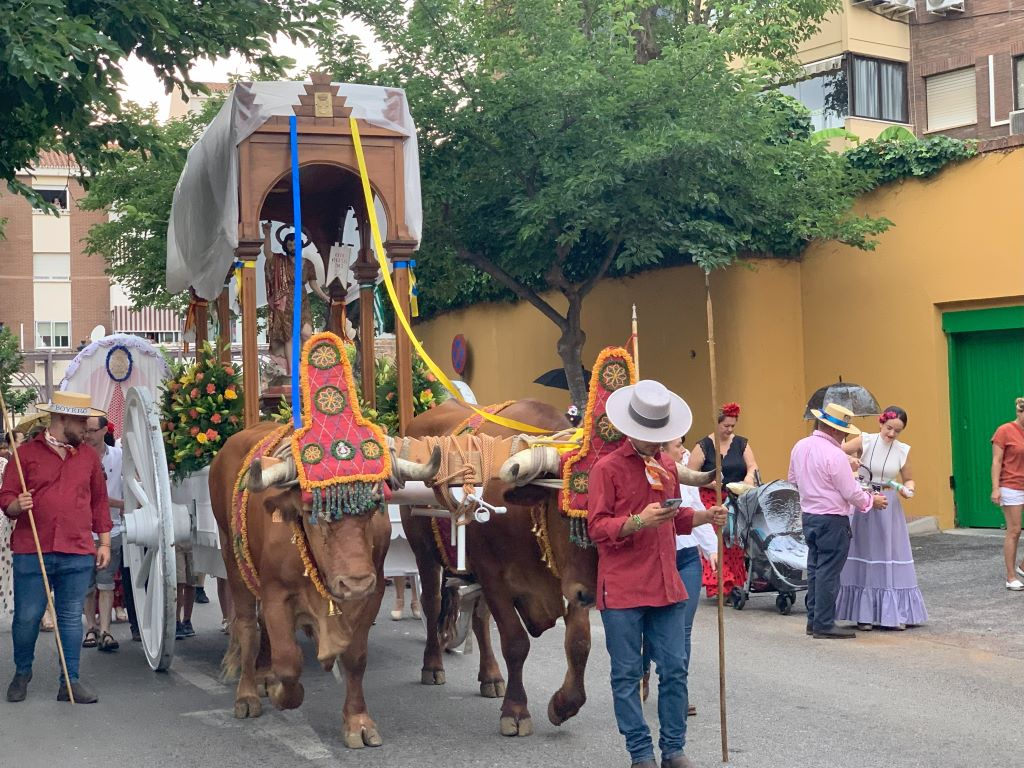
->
xmin=79 ymin=99 xmax=227 ymax=309
xmin=0 ymin=0 xmax=326 ymax=208
xmin=362 ymin=0 xmax=886 ymax=405
xmin=0 ymin=326 xmax=36 ymax=417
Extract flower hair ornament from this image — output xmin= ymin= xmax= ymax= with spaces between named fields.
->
xmin=720 ymin=402 xmax=741 ymax=419
xmin=879 ymin=410 xmax=899 ymax=425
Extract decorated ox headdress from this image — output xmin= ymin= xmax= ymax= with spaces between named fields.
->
xmin=560 ymin=346 xmax=637 ymax=546
xmin=290 ymin=332 xmax=391 ymax=521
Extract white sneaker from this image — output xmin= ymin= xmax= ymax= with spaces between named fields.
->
xmin=1006 ymin=579 xmax=1024 ymax=591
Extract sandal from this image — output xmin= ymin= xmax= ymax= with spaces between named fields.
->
xmin=82 ymin=628 xmax=98 ymax=648
xmin=98 ymin=631 xmax=119 ymax=653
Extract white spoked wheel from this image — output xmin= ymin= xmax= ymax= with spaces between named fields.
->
xmin=122 ymin=387 xmax=189 ymax=671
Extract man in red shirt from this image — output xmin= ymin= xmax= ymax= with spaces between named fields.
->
xmin=589 ymin=380 xmax=727 ymax=768
xmin=1 ymin=392 xmax=110 ymax=704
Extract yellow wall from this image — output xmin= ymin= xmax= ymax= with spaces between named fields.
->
xmin=800 ymin=149 xmax=1024 ymax=529
xmin=412 ymin=149 xmax=1024 ymax=529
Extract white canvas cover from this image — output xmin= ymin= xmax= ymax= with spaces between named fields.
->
xmin=166 ymin=81 xmax=422 ymax=301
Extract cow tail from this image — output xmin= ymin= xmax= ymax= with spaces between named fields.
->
xmin=221 ymin=631 xmax=242 ymax=681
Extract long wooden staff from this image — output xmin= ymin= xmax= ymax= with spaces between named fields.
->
xmin=0 ymin=393 xmax=75 ymax=704
xmin=704 ymin=271 xmax=727 ymax=761
xmin=631 ymin=304 xmax=640 ymax=376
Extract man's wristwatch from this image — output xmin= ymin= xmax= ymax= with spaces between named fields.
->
xmin=630 ymin=514 xmax=644 ymax=532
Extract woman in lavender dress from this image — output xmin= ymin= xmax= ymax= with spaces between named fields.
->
xmin=836 ymin=406 xmax=927 ymax=630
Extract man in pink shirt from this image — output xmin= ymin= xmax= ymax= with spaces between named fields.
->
xmin=789 ymin=403 xmax=887 ymax=639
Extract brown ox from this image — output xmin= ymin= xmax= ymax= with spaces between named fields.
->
xmin=402 ymin=399 xmax=597 ymax=736
xmin=211 ymin=421 xmax=397 ymax=748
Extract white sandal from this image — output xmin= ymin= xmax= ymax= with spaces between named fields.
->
xmin=1005 ymin=579 xmax=1024 ymax=591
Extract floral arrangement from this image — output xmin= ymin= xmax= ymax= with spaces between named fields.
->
xmin=161 ymin=343 xmax=244 ymax=483
xmin=374 ymin=355 xmax=448 ymax=435
xmin=879 ymin=410 xmax=899 ymax=425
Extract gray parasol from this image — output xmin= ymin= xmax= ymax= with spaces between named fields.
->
xmin=804 ymin=380 xmax=881 ymax=419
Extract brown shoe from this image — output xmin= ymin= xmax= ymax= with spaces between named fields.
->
xmin=661 ymin=755 xmax=696 ymax=768
xmin=631 ymin=761 xmax=657 ymax=768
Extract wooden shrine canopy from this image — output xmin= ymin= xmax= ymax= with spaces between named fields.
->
xmin=165 ymin=75 xmax=421 ymax=429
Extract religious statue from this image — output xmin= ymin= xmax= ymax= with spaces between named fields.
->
xmin=263 ymin=222 xmax=330 ymax=375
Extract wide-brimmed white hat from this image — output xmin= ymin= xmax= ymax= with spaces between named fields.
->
xmin=35 ymin=391 xmax=106 ymax=418
xmin=606 ymin=380 xmax=693 ymax=443
xmin=810 ymin=402 xmax=860 ymax=435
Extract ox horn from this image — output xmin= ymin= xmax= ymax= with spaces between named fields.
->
xmin=677 ymin=462 xmax=715 ymax=488
xmin=394 ymin=445 xmax=442 ymax=483
xmin=249 ymin=453 xmax=298 ymax=492
xmin=499 ymin=446 xmax=560 ymax=485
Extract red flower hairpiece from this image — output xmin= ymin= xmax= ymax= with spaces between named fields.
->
xmin=720 ymin=402 xmax=741 ymax=419
xmin=879 ymin=410 xmax=899 ymax=425
xmin=106 ymin=423 xmax=115 ymax=434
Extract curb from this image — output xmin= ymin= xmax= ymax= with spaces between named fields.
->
xmin=906 ymin=515 xmax=940 ymax=536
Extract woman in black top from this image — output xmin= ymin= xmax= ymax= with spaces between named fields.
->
xmin=686 ymin=402 xmax=759 ymax=597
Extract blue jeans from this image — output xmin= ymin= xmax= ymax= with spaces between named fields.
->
xmin=642 ymin=547 xmax=702 ymax=676
xmin=602 ymin=601 xmax=689 ymax=763
xmin=802 ymin=513 xmax=852 ymax=632
xmin=12 ymin=552 xmax=95 ymax=681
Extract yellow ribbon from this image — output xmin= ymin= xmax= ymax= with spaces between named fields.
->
xmin=349 ymin=117 xmax=552 ymax=435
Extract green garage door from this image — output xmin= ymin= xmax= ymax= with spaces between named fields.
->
xmin=946 ymin=307 xmax=1024 ymax=528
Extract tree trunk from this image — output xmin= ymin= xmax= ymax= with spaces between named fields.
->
xmin=557 ymin=296 xmax=588 ymax=409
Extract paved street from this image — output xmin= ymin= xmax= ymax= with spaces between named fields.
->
xmin=1 ymin=530 xmax=1021 ymax=768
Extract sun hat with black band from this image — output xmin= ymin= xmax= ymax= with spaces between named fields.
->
xmin=35 ymin=391 xmax=106 ymax=418
xmin=605 ymin=379 xmax=693 ymax=444
xmin=810 ymin=402 xmax=860 ymax=436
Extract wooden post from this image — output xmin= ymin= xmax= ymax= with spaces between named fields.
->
xmin=217 ymin=279 xmax=232 ymax=364
xmin=237 ymin=240 xmax=262 ymax=427
xmin=386 ymin=240 xmax=417 ymax=436
xmin=352 ymin=252 xmax=379 ymax=410
xmin=191 ymin=289 xmax=209 ymax=349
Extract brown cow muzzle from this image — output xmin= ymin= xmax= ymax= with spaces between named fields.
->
xmin=329 ymin=572 xmax=377 ymax=601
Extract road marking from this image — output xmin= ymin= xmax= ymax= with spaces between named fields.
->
xmin=185 ymin=708 xmax=334 ymax=761
xmin=171 ymin=658 xmax=227 ymax=694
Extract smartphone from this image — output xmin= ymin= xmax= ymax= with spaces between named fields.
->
xmin=662 ymin=498 xmax=683 ymax=509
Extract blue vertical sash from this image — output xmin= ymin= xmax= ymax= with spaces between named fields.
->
xmin=289 ymin=116 xmax=303 ymax=430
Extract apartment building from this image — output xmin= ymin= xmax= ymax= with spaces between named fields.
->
xmin=0 ymin=152 xmax=180 ymax=386
xmin=785 ymin=0 xmax=1024 ymax=143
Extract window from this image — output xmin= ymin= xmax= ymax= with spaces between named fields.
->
xmin=850 ymin=56 xmax=908 ymax=123
xmin=780 ymin=68 xmax=849 ymax=131
xmin=31 ymin=187 xmax=68 ymax=212
xmin=33 ymin=253 xmax=71 ymax=281
xmin=925 ymin=68 xmax=977 ymax=131
xmin=1015 ymin=56 xmax=1024 ymax=110
xmin=36 ymin=321 xmax=70 ymax=349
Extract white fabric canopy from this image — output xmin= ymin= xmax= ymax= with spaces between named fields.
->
xmin=166 ymin=81 xmax=422 ymax=301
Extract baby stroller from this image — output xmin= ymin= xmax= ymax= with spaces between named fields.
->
xmin=727 ymin=480 xmax=808 ymax=614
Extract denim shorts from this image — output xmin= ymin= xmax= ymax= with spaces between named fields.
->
xmin=89 ymin=535 xmax=123 ymax=591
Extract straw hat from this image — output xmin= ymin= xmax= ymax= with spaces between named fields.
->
xmin=810 ymin=402 xmax=860 ymax=435
xmin=606 ymin=380 xmax=693 ymax=443
xmin=35 ymin=391 xmax=106 ymax=418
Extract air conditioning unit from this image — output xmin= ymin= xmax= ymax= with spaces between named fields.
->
xmin=1010 ymin=110 xmax=1024 ymax=136
xmin=926 ymin=0 xmax=964 ymax=13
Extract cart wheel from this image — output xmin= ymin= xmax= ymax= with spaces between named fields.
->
xmin=731 ymin=588 xmax=747 ymax=610
xmin=776 ymin=594 xmax=793 ymax=615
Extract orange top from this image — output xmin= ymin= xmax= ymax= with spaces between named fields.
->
xmin=993 ymin=422 xmax=1024 ymax=491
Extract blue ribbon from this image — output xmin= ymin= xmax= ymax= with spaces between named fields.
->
xmin=818 ymin=410 xmax=851 ymax=429
xmin=289 ymin=116 xmax=303 ymax=430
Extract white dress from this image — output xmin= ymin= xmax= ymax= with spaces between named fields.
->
xmin=0 ymin=456 xmax=13 ymax=617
